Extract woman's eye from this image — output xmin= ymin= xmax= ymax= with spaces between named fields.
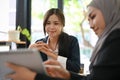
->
xmin=91 ymin=15 xmax=95 ymax=19
xmin=54 ymin=23 xmax=59 ymax=25
xmin=46 ymin=22 xmax=50 ymax=25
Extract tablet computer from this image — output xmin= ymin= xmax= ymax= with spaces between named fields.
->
xmin=0 ymin=48 xmax=47 ymax=80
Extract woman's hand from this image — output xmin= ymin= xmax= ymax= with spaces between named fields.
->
xmin=5 ymin=62 xmax=36 ymax=80
xmin=44 ymin=60 xmax=70 ymax=80
xmin=29 ymin=41 xmax=58 ymax=60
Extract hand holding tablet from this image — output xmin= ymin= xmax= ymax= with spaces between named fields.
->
xmin=0 ymin=48 xmax=47 ymax=80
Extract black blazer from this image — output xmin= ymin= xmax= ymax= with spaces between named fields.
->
xmin=69 ymin=29 xmax=120 ymax=80
xmin=36 ymin=32 xmax=80 ymax=73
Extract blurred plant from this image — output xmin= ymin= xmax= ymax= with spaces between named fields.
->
xmin=17 ymin=25 xmax=31 ymax=41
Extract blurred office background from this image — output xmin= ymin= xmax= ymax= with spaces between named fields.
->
xmin=0 ymin=0 xmax=98 ymax=74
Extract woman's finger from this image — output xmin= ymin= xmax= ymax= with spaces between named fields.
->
xmin=44 ymin=59 xmax=60 ymax=65
xmin=5 ymin=62 xmax=20 ymax=71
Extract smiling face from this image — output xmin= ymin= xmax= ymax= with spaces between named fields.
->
xmin=88 ymin=6 xmax=106 ymax=37
xmin=45 ymin=14 xmax=63 ymax=38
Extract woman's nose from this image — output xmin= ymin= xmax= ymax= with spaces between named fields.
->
xmin=49 ymin=24 xmax=54 ymax=28
xmin=90 ymin=26 xmax=94 ymax=29
xmin=89 ymin=21 xmax=94 ymax=29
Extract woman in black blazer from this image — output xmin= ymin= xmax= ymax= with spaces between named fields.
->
xmin=35 ymin=32 xmax=80 ymax=73
xmin=29 ymin=8 xmax=80 ymax=73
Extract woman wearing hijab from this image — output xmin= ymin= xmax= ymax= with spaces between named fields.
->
xmin=5 ymin=0 xmax=120 ymax=80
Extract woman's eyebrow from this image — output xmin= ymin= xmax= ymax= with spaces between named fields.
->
xmin=88 ymin=11 xmax=92 ymax=17
xmin=88 ymin=10 xmax=94 ymax=17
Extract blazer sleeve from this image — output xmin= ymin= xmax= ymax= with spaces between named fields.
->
xmin=59 ymin=33 xmax=81 ymax=73
xmin=35 ymin=73 xmax=65 ymax=80
xmin=66 ymin=36 xmax=80 ymax=73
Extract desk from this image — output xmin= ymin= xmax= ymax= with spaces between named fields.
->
xmin=0 ymin=40 xmax=26 ymax=50
xmin=0 ymin=40 xmax=26 ymax=44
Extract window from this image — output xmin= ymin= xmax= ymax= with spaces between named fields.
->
xmin=0 ymin=0 xmax=16 ymax=41
xmin=63 ymin=0 xmax=96 ymax=74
